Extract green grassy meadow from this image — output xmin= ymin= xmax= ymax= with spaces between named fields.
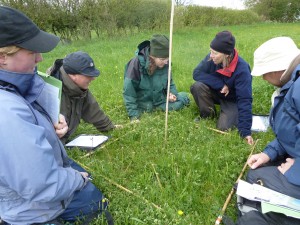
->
xmin=39 ymin=23 xmax=300 ymax=224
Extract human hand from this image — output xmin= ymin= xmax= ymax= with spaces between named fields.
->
xmin=54 ymin=114 xmax=68 ymax=138
xmin=114 ymin=124 xmax=123 ymax=129
xmin=169 ymin=93 xmax=177 ymax=102
xmin=220 ymin=85 xmax=229 ymax=96
xmin=245 ymin=135 xmax=254 ymax=145
xmin=247 ymin=152 xmax=270 ymax=169
xmin=278 ymin=158 xmax=295 ymax=174
xmin=80 ymin=171 xmax=89 ymax=178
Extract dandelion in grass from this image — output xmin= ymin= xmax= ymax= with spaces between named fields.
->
xmin=178 ymin=210 xmax=184 ymax=216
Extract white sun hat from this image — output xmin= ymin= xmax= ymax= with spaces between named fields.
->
xmin=251 ymin=37 xmax=300 ymax=76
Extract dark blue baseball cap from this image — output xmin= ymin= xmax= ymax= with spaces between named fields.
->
xmin=63 ymin=51 xmax=100 ymax=77
xmin=0 ymin=6 xmax=59 ymax=53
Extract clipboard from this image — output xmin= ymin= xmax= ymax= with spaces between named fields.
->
xmin=37 ymin=71 xmax=62 ymax=124
xmin=65 ymin=134 xmax=109 ymax=151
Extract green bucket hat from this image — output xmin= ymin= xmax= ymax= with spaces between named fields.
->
xmin=150 ymin=34 xmax=169 ymax=58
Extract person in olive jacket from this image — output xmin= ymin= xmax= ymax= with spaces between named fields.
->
xmin=123 ymin=34 xmax=190 ymax=122
xmin=48 ymin=51 xmax=121 ymax=144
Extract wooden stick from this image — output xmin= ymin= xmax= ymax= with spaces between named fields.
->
xmin=74 ymin=160 xmax=162 ymax=211
xmin=81 ymin=128 xmax=136 ymax=158
xmin=164 ymin=0 xmax=175 ymax=144
xmin=214 ymin=139 xmax=259 ymax=225
xmin=97 ymin=173 xmax=162 ymax=210
xmin=207 ymin=127 xmax=229 ymax=135
xmin=152 ymin=164 xmax=163 ymax=190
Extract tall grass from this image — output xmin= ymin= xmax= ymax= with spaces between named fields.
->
xmin=39 ymin=23 xmax=300 ymax=224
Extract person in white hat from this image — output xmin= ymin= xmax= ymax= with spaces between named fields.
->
xmin=252 ymin=36 xmax=300 ymax=106
xmin=235 ymin=37 xmax=300 ymax=225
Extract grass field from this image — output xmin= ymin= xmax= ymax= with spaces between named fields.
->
xmin=39 ymin=22 xmax=300 ymax=224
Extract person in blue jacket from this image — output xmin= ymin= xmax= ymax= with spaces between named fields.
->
xmin=0 ymin=6 xmax=110 ymax=225
xmin=190 ymin=31 xmax=253 ymax=145
xmin=236 ymin=37 xmax=300 ymax=225
xmin=123 ymin=34 xmax=190 ymax=122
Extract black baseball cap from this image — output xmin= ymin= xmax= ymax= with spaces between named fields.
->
xmin=0 ymin=6 xmax=59 ymax=53
xmin=63 ymin=51 xmax=100 ymax=77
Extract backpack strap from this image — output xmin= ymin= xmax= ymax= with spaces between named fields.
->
xmin=47 ymin=59 xmax=64 ymax=80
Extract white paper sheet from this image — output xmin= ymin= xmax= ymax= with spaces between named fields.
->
xmin=251 ymin=115 xmax=269 ymax=132
xmin=65 ymin=135 xmax=109 ymax=149
xmin=237 ymin=180 xmax=300 ymax=212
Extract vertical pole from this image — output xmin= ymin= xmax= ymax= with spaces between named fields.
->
xmin=164 ymin=0 xmax=175 ymax=144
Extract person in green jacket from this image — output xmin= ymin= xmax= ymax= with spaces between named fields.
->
xmin=47 ymin=51 xmax=122 ymax=144
xmin=123 ymin=34 xmax=190 ymax=122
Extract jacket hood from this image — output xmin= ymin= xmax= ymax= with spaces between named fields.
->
xmin=136 ymin=40 xmax=150 ymax=60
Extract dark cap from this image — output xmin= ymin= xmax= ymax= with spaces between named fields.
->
xmin=210 ymin=31 xmax=235 ymax=55
xmin=150 ymin=34 xmax=169 ymax=58
xmin=0 ymin=6 xmax=59 ymax=53
xmin=63 ymin=51 xmax=100 ymax=77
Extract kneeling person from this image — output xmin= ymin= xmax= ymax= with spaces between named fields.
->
xmin=48 ymin=51 xmax=121 ymax=144
xmin=123 ymin=34 xmax=190 ymax=122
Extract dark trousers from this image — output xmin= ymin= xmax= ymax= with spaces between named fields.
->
xmin=190 ymin=82 xmax=238 ymax=130
xmin=236 ymin=161 xmax=300 ymax=225
xmin=236 ymin=210 xmax=300 ymax=225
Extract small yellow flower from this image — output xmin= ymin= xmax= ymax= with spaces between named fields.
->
xmin=178 ymin=210 xmax=184 ymax=216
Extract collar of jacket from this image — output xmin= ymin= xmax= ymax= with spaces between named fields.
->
xmin=60 ymin=67 xmax=88 ymax=98
xmin=216 ymin=49 xmax=239 ymax=77
xmin=0 ymin=68 xmax=44 ymax=103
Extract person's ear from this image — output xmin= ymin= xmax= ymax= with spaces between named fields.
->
xmin=0 ymin=53 xmax=6 ymax=66
xmin=68 ymin=74 xmax=77 ymax=82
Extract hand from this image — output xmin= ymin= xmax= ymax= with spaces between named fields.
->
xmin=169 ymin=93 xmax=177 ymax=102
xmin=80 ymin=171 xmax=89 ymax=178
xmin=245 ymin=135 xmax=254 ymax=145
xmin=220 ymin=85 xmax=229 ymax=96
xmin=278 ymin=158 xmax=295 ymax=174
xmin=247 ymin=152 xmax=270 ymax=169
xmin=114 ymin=124 xmax=123 ymax=129
xmin=54 ymin=114 xmax=68 ymax=138
xmin=80 ymin=172 xmax=90 ymax=186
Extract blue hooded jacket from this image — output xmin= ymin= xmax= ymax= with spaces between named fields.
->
xmin=264 ymin=65 xmax=300 ymax=186
xmin=0 ymin=69 xmax=85 ymax=224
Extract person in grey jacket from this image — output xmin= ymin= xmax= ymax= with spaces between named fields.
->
xmin=47 ymin=51 xmax=122 ymax=144
xmin=0 ymin=6 xmax=109 ymax=224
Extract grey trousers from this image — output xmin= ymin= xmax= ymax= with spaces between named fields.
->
xmin=190 ymin=82 xmax=238 ymax=130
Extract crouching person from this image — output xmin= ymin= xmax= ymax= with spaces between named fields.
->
xmin=0 ymin=6 xmax=112 ymax=225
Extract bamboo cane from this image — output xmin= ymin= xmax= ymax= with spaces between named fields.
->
xmin=75 ymin=161 xmax=162 ymax=211
xmin=214 ymin=139 xmax=259 ymax=225
xmin=164 ymin=0 xmax=175 ymax=144
xmin=207 ymin=127 xmax=229 ymax=135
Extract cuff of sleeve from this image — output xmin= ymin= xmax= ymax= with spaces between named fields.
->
xmin=284 ymin=158 xmax=300 ymax=186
